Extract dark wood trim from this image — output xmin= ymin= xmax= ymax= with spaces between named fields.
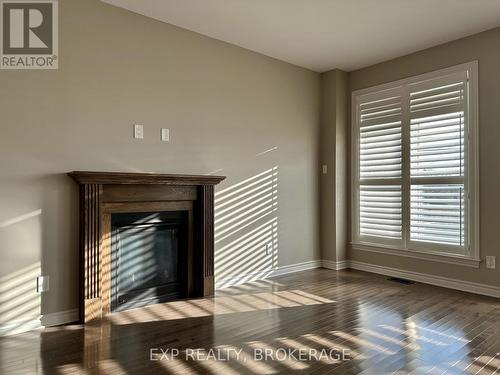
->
xmin=70 ymin=172 xmax=224 ymax=323
xmin=101 ymin=213 xmax=112 ymax=317
xmin=80 ymin=184 xmax=103 ymax=322
xmin=102 ymin=201 xmax=194 ymax=214
xmin=68 ymin=171 xmax=225 ymax=186
xmin=102 ymin=185 xmax=197 ymax=202
xmin=198 ymin=185 xmax=215 ymax=296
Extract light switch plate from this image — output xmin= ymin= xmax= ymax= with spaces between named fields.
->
xmin=134 ymin=124 xmax=144 ymax=139
xmin=161 ymin=128 xmax=170 ymax=142
xmin=37 ymin=276 xmax=49 ymax=293
xmin=486 ymin=256 xmax=496 ymax=269
xmin=322 ymin=165 xmax=328 ymax=174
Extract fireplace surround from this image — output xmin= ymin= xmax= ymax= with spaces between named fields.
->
xmin=68 ymin=171 xmax=225 ymax=322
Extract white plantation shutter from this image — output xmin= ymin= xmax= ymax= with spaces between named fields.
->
xmin=408 ymin=72 xmax=467 ymax=249
xmin=410 ymin=112 xmax=464 ymax=177
xmin=357 ymin=89 xmax=403 ymax=244
xmin=410 ymin=185 xmax=464 ymax=246
xmin=360 ymin=185 xmax=402 ymax=239
xmin=353 ymin=63 xmax=478 ymax=259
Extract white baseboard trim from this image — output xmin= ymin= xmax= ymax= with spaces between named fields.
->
xmin=41 ymin=309 xmax=79 ymax=327
xmin=1 ymin=309 xmax=79 ymax=337
xmin=349 ymin=260 xmax=500 ymax=299
xmin=217 ymin=258 xmax=500 ymax=299
xmin=321 ymin=259 xmax=349 ymax=270
xmin=216 ymin=260 xmax=323 ymax=289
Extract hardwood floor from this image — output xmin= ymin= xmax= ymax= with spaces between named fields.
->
xmin=1 ymin=269 xmax=499 ymax=374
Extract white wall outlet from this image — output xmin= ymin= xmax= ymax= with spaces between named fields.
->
xmin=322 ymin=164 xmax=328 ymax=174
xmin=486 ymin=256 xmax=496 ymax=269
xmin=161 ymin=128 xmax=170 ymax=142
xmin=134 ymin=124 xmax=144 ymax=139
xmin=37 ymin=276 xmax=49 ymax=293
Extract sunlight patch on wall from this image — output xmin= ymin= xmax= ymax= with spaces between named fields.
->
xmin=0 ymin=209 xmax=42 ymax=229
xmin=214 ymin=167 xmax=278 ymax=281
xmin=0 ymin=262 xmax=41 ymax=335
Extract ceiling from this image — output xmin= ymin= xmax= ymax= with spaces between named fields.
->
xmin=101 ymin=0 xmax=500 ymax=72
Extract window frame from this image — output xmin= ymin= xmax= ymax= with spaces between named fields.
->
xmin=351 ymin=61 xmax=480 ymax=267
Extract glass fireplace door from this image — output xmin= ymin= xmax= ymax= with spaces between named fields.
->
xmin=111 ymin=211 xmax=188 ymax=311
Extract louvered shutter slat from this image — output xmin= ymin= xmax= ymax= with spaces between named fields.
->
xmin=360 ymin=185 xmax=402 ymax=239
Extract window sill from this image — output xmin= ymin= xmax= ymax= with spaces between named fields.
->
xmin=350 ymin=242 xmax=481 ymax=268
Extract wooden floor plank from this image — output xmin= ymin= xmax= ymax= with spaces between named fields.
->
xmin=1 ymin=269 xmax=499 ymax=375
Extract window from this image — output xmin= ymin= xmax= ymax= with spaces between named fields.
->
xmin=352 ymin=62 xmax=479 ymax=265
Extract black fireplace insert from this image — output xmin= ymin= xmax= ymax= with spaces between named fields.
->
xmin=111 ymin=211 xmax=188 ymax=311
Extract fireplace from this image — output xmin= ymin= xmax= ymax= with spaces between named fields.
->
xmin=68 ymin=171 xmax=225 ymax=322
xmin=111 ymin=211 xmax=189 ymax=311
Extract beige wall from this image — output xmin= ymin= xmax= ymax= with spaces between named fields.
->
xmin=348 ymin=27 xmax=500 ymax=287
xmin=0 ymin=0 xmax=320 ymax=325
xmin=319 ymin=70 xmax=348 ymax=263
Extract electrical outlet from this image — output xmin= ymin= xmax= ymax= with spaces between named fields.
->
xmin=486 ymin=256 xmax=496 ymax=269
xmin=265 ymin=243 xmax=272 ymax=255
xmin=133 ymin=124 xmax=144 ymax=139
xmin=37 ymin=276 xmax=49 ymax=293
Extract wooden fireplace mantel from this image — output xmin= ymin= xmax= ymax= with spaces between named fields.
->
xmin=68 ymin=171 xmax=226 ymax=186
xmin=68 ymin=171 xmax=225 ymax=322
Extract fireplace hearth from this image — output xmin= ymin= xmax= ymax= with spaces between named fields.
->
xmin=68 ymin=171 xmax=225 ymax=322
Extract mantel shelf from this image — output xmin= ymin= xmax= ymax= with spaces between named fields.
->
xmin=68 ymin=171 xmax=226 ymax=186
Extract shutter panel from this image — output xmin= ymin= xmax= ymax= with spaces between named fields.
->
xmin=357 ymin=89 xmax=403 ymax=241
xmin=360 ymin=185 xmax=402 ymax=239
xmin=410 ymin=112 xmax=464 ymax=177
xmin=408 ymin=72 xmax=467 ymax=248
xmin=359 ymin=94 xmax=402 ymax=180
xmin=410 ymin=185 xmax=464 ymax=246
xmin=410 ymin=81 xmax=464 ymax=114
